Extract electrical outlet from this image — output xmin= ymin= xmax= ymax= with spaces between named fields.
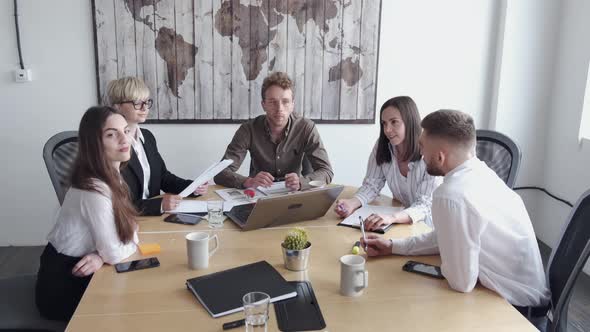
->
xmin=15 ymin=68 xmax=32 ymax=83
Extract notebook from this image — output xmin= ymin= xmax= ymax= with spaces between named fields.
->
xmin=185 ymin=260 xmax=297 ymax=318
xmin=337 ymin=205 xmax=404 ymax=234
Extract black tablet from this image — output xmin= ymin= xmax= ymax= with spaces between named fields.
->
xmin=164 ymin=213 xmax=205 ymax=225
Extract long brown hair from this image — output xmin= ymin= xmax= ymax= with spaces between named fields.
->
xmin=70 ymin=106 xmax=137 ymax=243
xmin=376 ymin=96 xmax=422 ymax=165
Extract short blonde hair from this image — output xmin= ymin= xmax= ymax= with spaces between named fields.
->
xmin=105 ymin=77 xmax=150 ymax=106
xmin=261 ymin=72 xmax=294 ymax=100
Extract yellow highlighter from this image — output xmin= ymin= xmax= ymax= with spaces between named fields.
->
xmin=351 ymin=241 xmax=361 ymax=255
xmin=139 ymin=243 xmax=161 ymax=255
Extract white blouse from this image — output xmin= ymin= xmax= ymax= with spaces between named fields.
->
xmin=354 ymin=141 xmax=442 ymax=226
xmin=390 ymin=158 xmax=550 ymax=307
xmin=47 ymin=179 xmax=138 ymax=265
xmin=131 ymin=128 xmax=151 ymax=199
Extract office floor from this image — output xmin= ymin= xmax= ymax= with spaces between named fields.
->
xmin=0 ymin=242 xmax=588 ymax=331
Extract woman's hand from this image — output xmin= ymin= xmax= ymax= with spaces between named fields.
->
xmin=334 ymin=198 xmax=361 ymax=218
xmin=162 ymin=194 xmax=183 ymax=211
xmin=193 ymin=181 xmax=209 ymax=195
xmin=364 ymin=213 xmax=396 ymax=231
xmin=72 ymin=253 xmax=104 ymax=277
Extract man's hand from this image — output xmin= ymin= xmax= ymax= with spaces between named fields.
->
xmin=360 ymin=234 xmax=393 ymax=257
xmin=162 ymin=194 xmax=183 ymax=211
xmin=284 ymin=173 xmax=300 ymax=191
xmin=243 ymin=172 xmax=274 ymax=188
xmin=72 ymin=253 xmax=104 ymax=277
xmin=364 ymin=213 xmax=396 ymax=231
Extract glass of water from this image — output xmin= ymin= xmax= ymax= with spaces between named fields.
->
xmin=207 ymin=200 xmax=224 ymax=228
xmin=242 ymin=292 xmax=270 ymax=332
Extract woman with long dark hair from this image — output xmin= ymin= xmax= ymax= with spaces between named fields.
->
xmin=36 ymin=106 xmax=138 ymax=321
xmin=334 ymin=96 xmax=442 ymax=230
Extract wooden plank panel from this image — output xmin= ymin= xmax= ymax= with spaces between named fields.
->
xmin=213 ymin=0 xmax=233 ymax=119
xmin=154 ymin=0 xmax=178 ymax=120
xmin=195 ymin=0 xmax=214 ymax=119
xmin=175 ymin=0 xmax=196 ymax=119
xmin=133 ymin=0 xmax=158 ymax=120
xmin=357 ymin=0 xmax=380 ymax=120
xmin=286 ymin=0 xmax=306 ymax=117
xmin=303 ymin=0 xmax=324 ymax=119
xmin=338 ymin=0 xmax=362 ymax=120
xmin=94 ymin=0 xmax=118 ymax=103
xmin=231 ymin=0 xmax=250 ymax=120
xmin=267 ymin=0 xmax=287 ymax=73
xmin=321 ymin=0 xmax=343 ymax=120
xmin=114 ymin=0 xmax=137 ymax=77
xmin=249 ymin=0 xmax=268 ymax=118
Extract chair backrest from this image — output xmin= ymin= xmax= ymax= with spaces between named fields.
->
xmin=475 ymin=129 xmax=522 ymax=188
xmin=42 ymin=131 xmax=78 ymax=205
xmin=545 ymin=189 xmax=590 ymax=332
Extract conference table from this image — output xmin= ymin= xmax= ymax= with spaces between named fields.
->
xmin=66 ymin=185 xmax=536 ymax=331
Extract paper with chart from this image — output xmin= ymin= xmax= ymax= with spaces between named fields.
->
xmin=215 ymin=188 xmax=266 ymax=205
xmin=179 ymin=159 xmax=233 ymax=197
xmin=340 ymin=205 xmax=404 ymax=230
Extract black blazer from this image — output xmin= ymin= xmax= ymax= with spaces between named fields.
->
xmin=121 ymin=128 xmax=193 ymax=216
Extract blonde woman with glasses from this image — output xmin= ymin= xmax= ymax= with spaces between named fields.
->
xmin=106 ymin=77 xmax=207 ymax=216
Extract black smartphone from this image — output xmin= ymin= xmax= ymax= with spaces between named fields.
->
xmin=164 ymin=213 xmax=205 ymax=225
xmin=115 ymin=257 xmax=160 ymax=273
xmin=402 ymin=260 xmax=445 ymax=279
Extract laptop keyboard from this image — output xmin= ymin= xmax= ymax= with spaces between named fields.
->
xmin=230 ymin=203 xmax=255 ymax=225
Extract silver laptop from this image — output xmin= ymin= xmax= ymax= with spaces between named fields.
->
xmin=225 ymin=185 xmax=344 ymax=231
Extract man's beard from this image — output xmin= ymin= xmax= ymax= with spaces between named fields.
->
xmin=426 ymin=160 xmax=445 ymax=177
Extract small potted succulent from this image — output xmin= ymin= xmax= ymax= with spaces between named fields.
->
xmin=281 ymin=227 xmax=311 ymax=271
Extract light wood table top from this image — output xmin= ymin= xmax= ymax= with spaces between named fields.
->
xmin=67 ymin=186 xmax=535 ymax=331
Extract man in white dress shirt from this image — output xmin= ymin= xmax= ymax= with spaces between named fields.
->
xmin=361 ymin=110 xmax=550 ymax=312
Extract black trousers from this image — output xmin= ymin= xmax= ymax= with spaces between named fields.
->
xmin=35 ymin=243 xmax=92 ymax=322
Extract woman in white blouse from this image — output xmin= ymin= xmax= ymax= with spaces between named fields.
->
xmin=36 ymin=106 xmax=139 ymax=321
xmin=334 ymin=96 xmax=442 ymax=229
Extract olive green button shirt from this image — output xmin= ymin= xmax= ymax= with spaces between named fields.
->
xmin=214 ymin=114 xmax=334 ymax=189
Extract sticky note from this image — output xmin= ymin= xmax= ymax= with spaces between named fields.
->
xmin=139 ymin=243 xmax=161 ymax=255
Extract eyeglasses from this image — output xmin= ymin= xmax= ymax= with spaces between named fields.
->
xmin=264 ymin=98 xmax=293 ymax=108
xmin=121 ymin=99 xmax=153 ymax=110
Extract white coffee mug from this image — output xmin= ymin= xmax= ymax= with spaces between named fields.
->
xmin=186 ymin=232 xmax=219 ymax=270
xmin=340 ymin=254 xmax=369 ymax=296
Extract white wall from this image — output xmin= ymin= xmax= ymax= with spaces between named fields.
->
xmin=493 ymin=0 xmax=562 ymax=239
xmin=537 ymin=0 xmax=590 ymax=273
xmin=0 ymin=0 xmax=497 ymax=245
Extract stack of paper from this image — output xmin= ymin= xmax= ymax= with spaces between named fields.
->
xmin=256 ymin=181 xmax=291 ymax=196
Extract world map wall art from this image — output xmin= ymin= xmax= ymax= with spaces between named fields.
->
xmin=92 ymin=0 xmax=382 ymax=123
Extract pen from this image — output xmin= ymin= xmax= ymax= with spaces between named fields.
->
xmin=359 ymin=216 xmax=368 ymax=251
xmin=222 ymin=318 xmax=245 ymax=330
xmin=337 ymin=203 xmax=347 ymax=214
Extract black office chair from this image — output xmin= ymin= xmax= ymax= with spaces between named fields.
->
xmin=476 ymin=129 xmax=522 ymax=188
xmin=43 ymin=131 xmax=78 ymax=205
xmin=538 ymin=189 xmax=590 ymax=332
xmin=0 ymin=274 xmax=66 ymax=331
